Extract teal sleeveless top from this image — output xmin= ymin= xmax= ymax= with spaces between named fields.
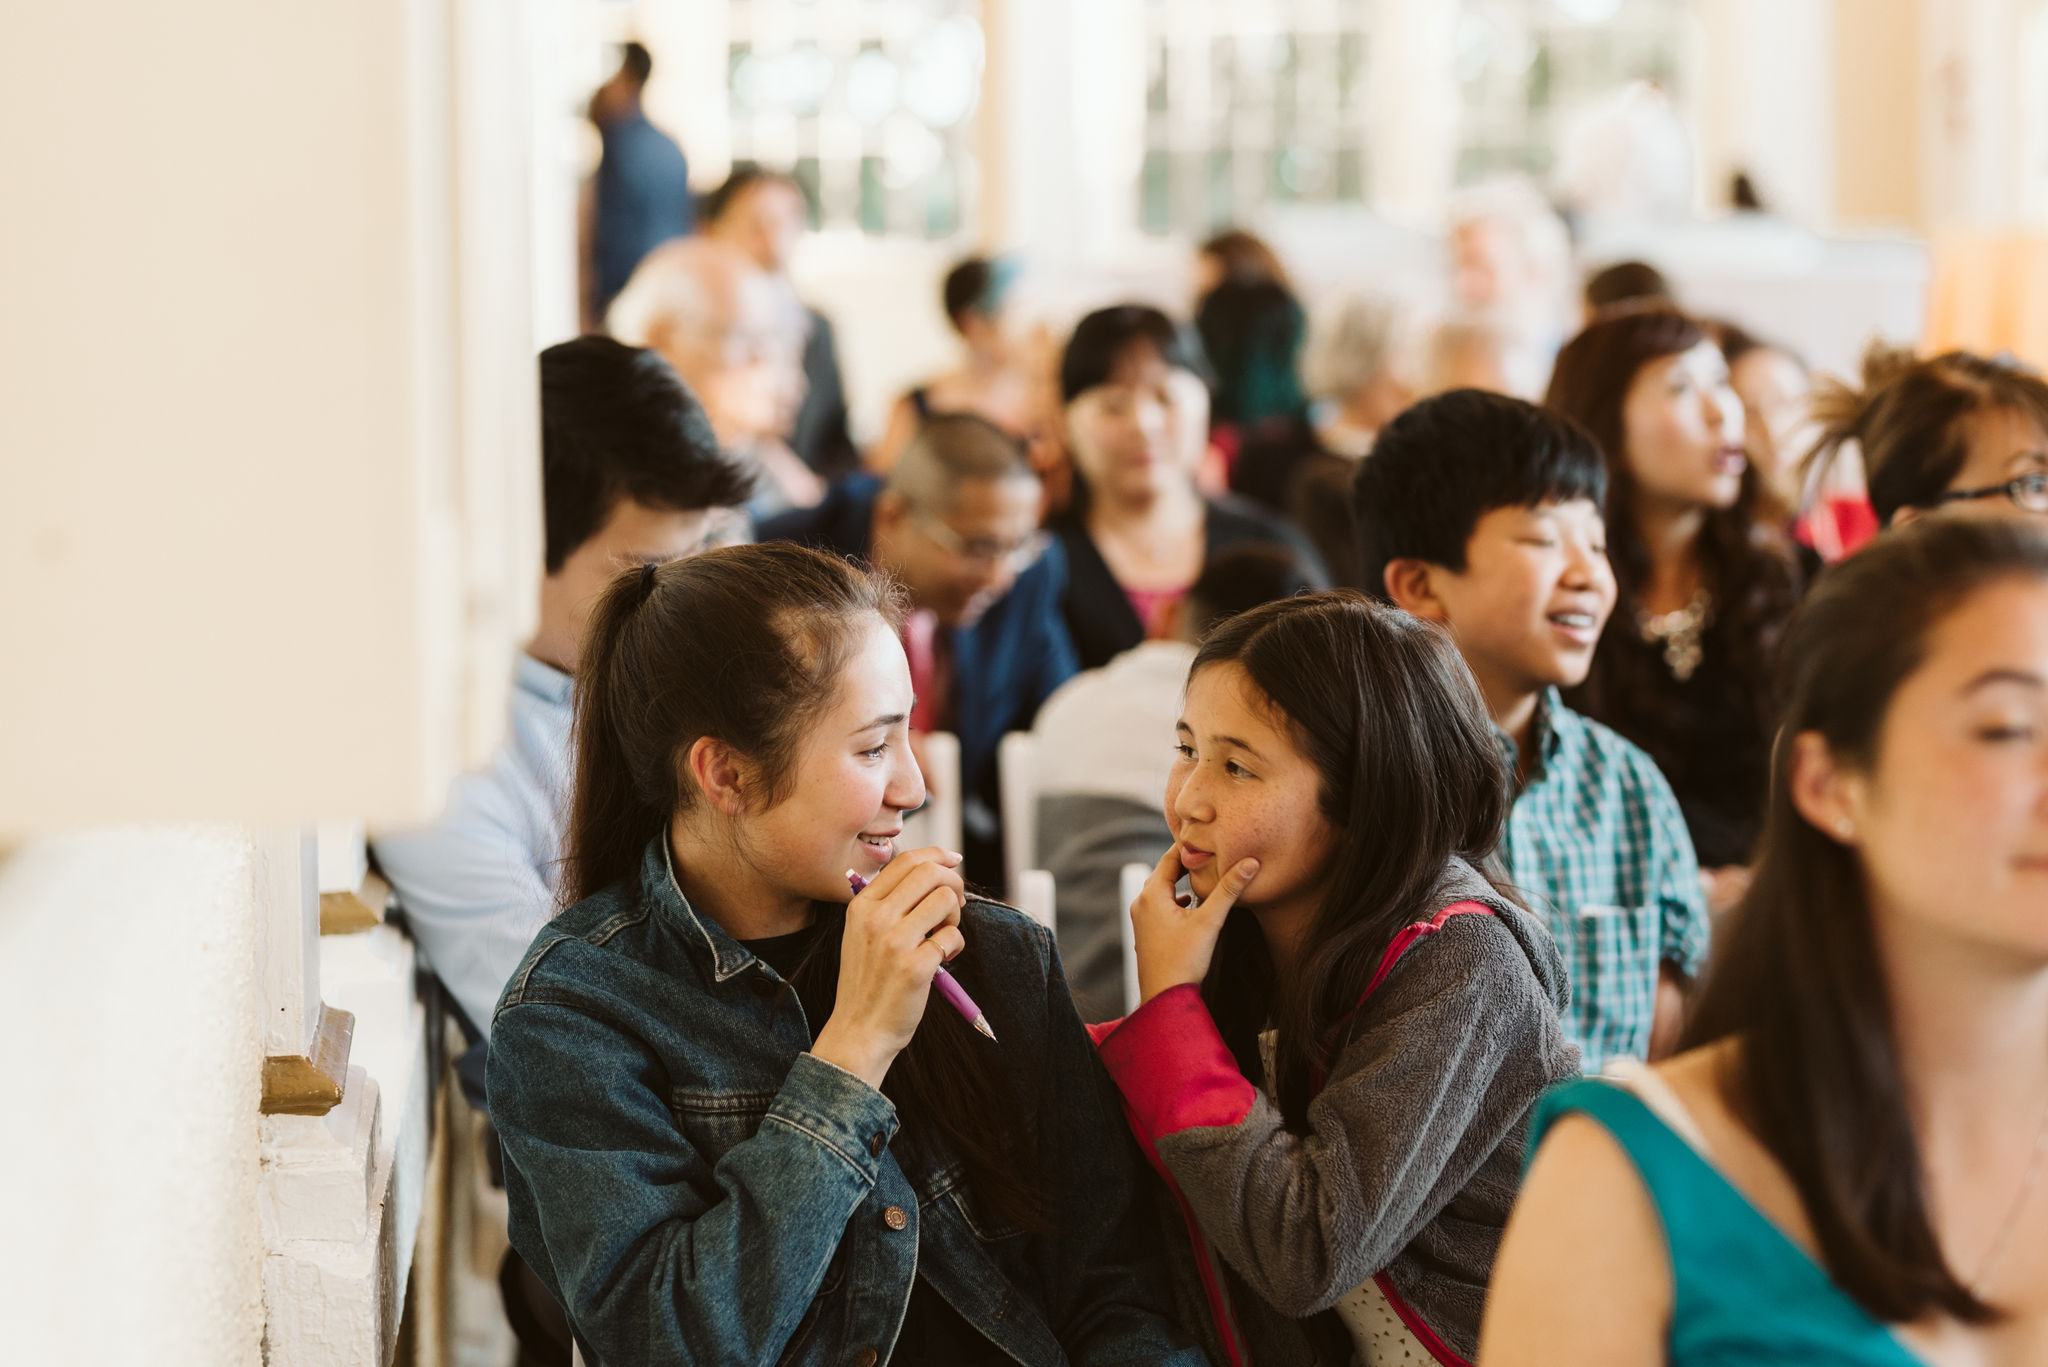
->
xmin=1528 ymin=1079 xmax=1928 ymax=1366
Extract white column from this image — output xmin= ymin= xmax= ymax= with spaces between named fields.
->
xmin=1692 ymin=0 xmax=1833 ymax=226
xmin=1366 ymin=0 xmax=1459 ymax=229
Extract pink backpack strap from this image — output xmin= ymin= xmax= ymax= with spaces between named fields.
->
xmin=1362 ymin=900 xmax=1495 ymax=999
xmin=1311 ymin=900 xmax=1496 ymax=1094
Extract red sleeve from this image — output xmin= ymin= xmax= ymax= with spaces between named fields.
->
xmin=1095 ymin=984 xmax=1258 ymax=1141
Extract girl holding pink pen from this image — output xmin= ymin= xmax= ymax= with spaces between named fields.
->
xmin=486 ymin=541 xmax=1205 ymax=1367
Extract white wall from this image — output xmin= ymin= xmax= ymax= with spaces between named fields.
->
xmin=0 ymin=829 xmax=265 ymax=1367
xmin=0 ymin=0 xmax=542 ymax=836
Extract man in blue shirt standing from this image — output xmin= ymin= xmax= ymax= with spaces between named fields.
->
xmin=587 ymin=42 xmax=695 ymax=324
xmin=374 ymin=337 xmax=752 ymax=1042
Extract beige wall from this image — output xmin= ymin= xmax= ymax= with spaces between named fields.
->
xmin=0 ymin=0 xmax=542 ymax=835
xmin=1831 ymin=0 xmax=1923 ymax=228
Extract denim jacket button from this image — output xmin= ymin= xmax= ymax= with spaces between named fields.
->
xmin=868 ymin=1131 xmax=886 ymax=1157
xmin=882 ymin=1204 xmax=909 ymax=1231
xmin=854 ymin=1350 xmax=879 ymax=1367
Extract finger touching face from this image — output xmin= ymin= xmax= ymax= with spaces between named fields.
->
xmin=1167 ymin=662 xmax=1334 ymax=915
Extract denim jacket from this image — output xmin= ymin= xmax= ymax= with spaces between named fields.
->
xmin=486 ymin=837 xmax=1208 ymax=1367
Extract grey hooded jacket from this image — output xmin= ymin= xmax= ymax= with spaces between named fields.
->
xmin=1095 ymin=857 xmax=1581 ymax=1364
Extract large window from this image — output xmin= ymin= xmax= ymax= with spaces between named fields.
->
xmin=1136 ymin=0 xmax=1691 ymax=237
xmin=1455 ymin=0 xmax=1691 ymax=182
xmin=1140 ymin=0 xmax=1375 ymax=238
xmin=725 ymin=0 xmax=986 ymax=239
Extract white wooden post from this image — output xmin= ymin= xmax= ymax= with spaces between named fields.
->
xmin=1119 ymin=862 xmax=1149 ymax=1017
xmin=259 ymin=827 xmax=354 ymax=1116
xmin=1015 ymin=869 xmax=1057 ymax=932
xmin=902 ymin=732 xmax=965 ymax=856
xmin=999 ymin=730 xmax=1038 ymax=896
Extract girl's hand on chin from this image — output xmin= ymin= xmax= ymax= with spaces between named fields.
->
xmin=1129 ymin=843 xmax=1258 ymax=1007
xmin=810 ymin=847 xmax=966 ymax=1090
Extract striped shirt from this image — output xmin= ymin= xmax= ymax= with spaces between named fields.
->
xmin=1499 ymin=689 xmax=1710 ymax=1073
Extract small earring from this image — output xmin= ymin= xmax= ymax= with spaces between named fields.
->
xmin=1835 ymin=819 xmax=1854 ymax=840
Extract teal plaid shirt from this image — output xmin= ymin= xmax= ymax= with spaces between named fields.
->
xmin=1500 ymin=689 xmax=1710 ymax=1073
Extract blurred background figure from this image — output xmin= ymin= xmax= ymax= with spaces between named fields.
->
xmin=869 ymin=255 xmax=1044 ymax=474
xmin=1553 ymin=80 xmax=1695 ymax=238
xmin=606 ymin=236 xmax=821 ymax=516
xmin=1448 ymin=177 xmax=1575 ymax=361
xmin=1706 ymin=320 xmax=1874 ymax=563
xmin=1420 ymin=312 xmax=1549 ymax=401
xmin=1196 ymin=276 xmax=1310 ymax=442
xmin=580 ymin=42 xmax=694 ymax=333
xmin=1232 ymin=293 xmax=1417 ymax=588
xmin=1191 ymin=228 xmax=1292 ymax=305
xmin=1809 ymin=345 xmax=2048 ymax=534
xmin=698 ymin=165 xmax=859 ymax=479
xmin=1548 ymin=308 xmax=1805 ymax=910
xmin=1582 ymin=259 xmax=1676 ymax=324
xmin=1051 ymin=304 xmax=1326 ymax=670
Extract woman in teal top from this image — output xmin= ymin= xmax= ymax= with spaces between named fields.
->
xmin=1478 ymin=518 xmax=2048 ymax=1367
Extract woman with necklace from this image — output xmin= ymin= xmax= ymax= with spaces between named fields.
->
xmin=1481 ymin=517 xmax=2048 ymax=1366
xmin=1051 ymin=304 xmax=1327 ymax=670
xmin=1546 ymin=307 xmax=1803 ymax=903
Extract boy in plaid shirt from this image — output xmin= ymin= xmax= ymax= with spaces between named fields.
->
xmin=1354 ymin=389 xmax=1708 ymax=1069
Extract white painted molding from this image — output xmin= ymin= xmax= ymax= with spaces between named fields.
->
xmin=1119 ymin=862 xmax=1148 ymax=1016
xmin=1015 ymin=869 xmax=1057 ymax=933
xmin=259 ymin=829 xmax=323 ymax=1062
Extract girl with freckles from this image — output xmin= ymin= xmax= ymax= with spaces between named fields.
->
xmin=1090 ymin=591 xmax=1579 ymax=1366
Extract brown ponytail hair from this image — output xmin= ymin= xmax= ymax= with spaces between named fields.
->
xmin=1683 ymin=516 xmax=2048 ymax=1324
xmin=1807 ymin=344 xmax=2048 ymax=526
xmin=565 ymin=541 xmax=1039 ymax=1228
xmin=1191 ymin=592 xmax=1514 ymax=1131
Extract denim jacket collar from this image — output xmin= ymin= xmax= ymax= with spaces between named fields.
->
xmin=648 ymin=834 xmax=767 ymax=985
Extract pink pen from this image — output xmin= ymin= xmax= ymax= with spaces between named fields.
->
xmin=847 ymin=869 xmax=997 ymax=1041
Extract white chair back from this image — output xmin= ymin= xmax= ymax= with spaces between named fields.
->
xmin=1118 ymin=862 xmax=1149 ymax=1015
xmin=1013 ymin=868 xmax=1057 ymax=932
xmin=997 ymin=730 xmax=1037 ymax=897
xmin=900 ymin=731 xmax=962 ymax=855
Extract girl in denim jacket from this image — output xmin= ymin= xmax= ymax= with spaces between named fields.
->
xmin=1093 ymin=593 xmax=1579 ymax=1365
xmin=487 ymin=542 xmax=1207 ymax=1367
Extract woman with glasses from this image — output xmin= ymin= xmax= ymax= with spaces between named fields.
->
xmin=1053 ymin=304 xmax=1329 ymax=671
xmin=1546 ymin=307 xmax=1805 ymax=908
xmin=1807 ymin=345 xmax=2048 ymax=530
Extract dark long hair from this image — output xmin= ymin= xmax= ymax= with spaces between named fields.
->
xmin=1683 ymin=516 xmax=2048 ymax=1324
xmin=1809 ymin=344 xmax=2048 ymax=525
xmin=1546 ymin=308 xmax=1802 ymax=746
xmin=1191 ymin=592 xmax=1512 ymax=1130
xmin=566 ymin=541 xmax=1039 ymax=1227
xmin=1195 ymin=278 xmax=1309 ymax=427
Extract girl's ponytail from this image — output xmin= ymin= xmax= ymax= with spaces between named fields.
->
xmin=560 ymin=558 xmax=676 ymax=908
xmin=553 ymin=542 xmax=1037 ymax=1228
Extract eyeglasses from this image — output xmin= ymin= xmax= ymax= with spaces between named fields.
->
xmin=1934 ymin=470 xmax=2048 ymax=514
xmin=916 ymin=517 xmax=1051 ymax=572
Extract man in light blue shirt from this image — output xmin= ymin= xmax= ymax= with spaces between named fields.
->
xmin=374 ymin=337 xmax=752 ymax=1039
